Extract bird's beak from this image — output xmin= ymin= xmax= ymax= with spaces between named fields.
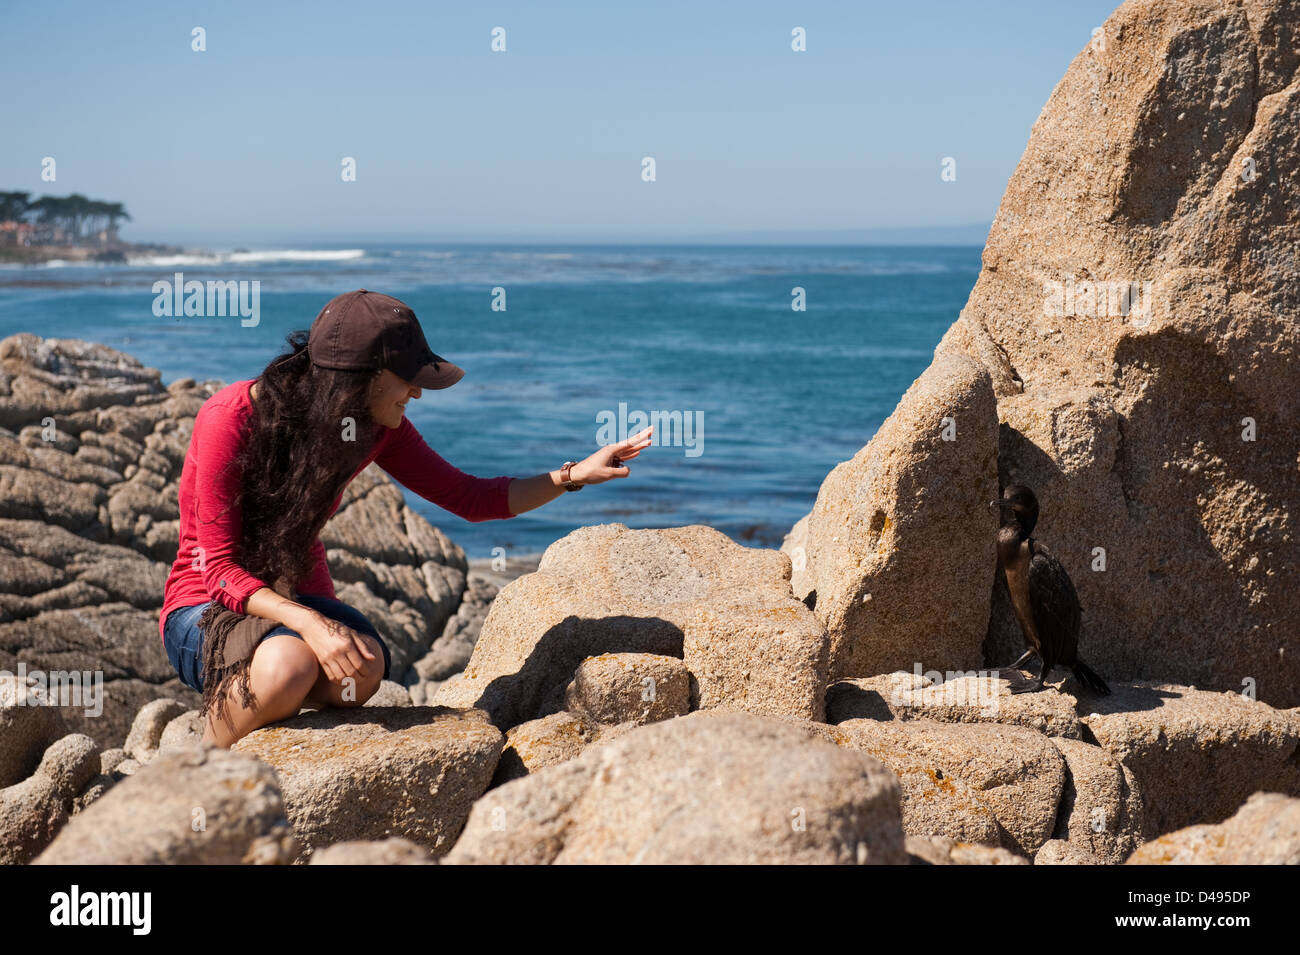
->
xmin=990 ymin=500 xmax=1012 ymax=509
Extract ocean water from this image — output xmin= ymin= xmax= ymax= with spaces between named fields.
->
xmin=0 ymin=244 xmax=981 ymax=561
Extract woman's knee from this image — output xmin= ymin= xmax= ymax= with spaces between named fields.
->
xmin=251 ymin=635 xmax=320 ymax=700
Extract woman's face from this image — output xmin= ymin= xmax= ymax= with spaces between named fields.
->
xmin=368 ymin=368 xmax=421 ymax=429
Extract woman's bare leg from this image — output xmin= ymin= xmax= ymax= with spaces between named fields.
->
xmin=200 ymin=635 xmax=321 ymax=748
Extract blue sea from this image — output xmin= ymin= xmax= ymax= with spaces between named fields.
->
xmin=0 ymin=244 xmax=980 ymax=561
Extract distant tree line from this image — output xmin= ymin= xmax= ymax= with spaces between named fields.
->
xmin=0 ymin=191 xmax=131 ymax=243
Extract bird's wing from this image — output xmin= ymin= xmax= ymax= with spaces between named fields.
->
xmin=1026 ymin=539 xmax=1082 ymax=661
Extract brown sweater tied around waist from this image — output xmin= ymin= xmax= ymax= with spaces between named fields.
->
xmin=196 ymin=575 xmax=296 ymax=732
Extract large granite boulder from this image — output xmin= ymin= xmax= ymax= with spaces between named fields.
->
xmin=34 ymin=744 xmax=298 ymax=864
xmin=231 ymin=706 xmax=503 ymax=860
xmin=824 ymin=718 xmax=1067 ymax=856
xmin=1048 ymin=736 xmax=1146 ymax=864
xmin=0 ymin=732 xmax=99 ymax=864
xmin=0 ymin=672 xmax=70 ymax=787
xmin=1081 ymin=681 xmax=1300 ymax=836
xmin=783 ymin=350 xmax=999 ymax=681
xmin=434 ymin=523 xmax=829 ymax=729
xmin=1127 ymin=791 xmax=1300 ymax=865
xmin=563 ymin=652 xmax=692 ymax=726
xmin=444 ymin=710 xmax=907 ymax=865
xmin=786 ymin=0 xmax=1300 ymax=706
xmin=969 ymin=0 xmax=1298 ymax=702
xmin=827 ymin=670 xmax=1085 ymax=739
xmin=0 ymin=333 xmax=488 ymax=746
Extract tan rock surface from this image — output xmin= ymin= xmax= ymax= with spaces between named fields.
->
xmin=309 ymin=837 xmax=436 ymax=865
xmin=563 ymin=652 xmax=691 ymax=726
xmin=1127 ymin=791 xmax=1300 ymax=864
xmin=784 ymin=351 xmax=999 ymax=681
xmin=445 ymin=710 xmax=906 ymax=865
xmin=827 ymin=670 xmax=1085 ymax=738
xmin=435 ymin=523 xmax=829 ymax=728
xmin=0 ymin=733 xmax=99 ymax=864
xmin=1081 ymin=681 xmax=1300 ymax=835
xmin=1048 ymin=736 xmax=1145 ymax=863
xmin=232 ymin=706 xmax=503 ymax=859
xmin=827 ymin=717 xmax=1067 ymax=855
xmin=35 ymin=744 xmax=298 ymax=864
xmin=905 ymin=835 xmax=1030 ymax=865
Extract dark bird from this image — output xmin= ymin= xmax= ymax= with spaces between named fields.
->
xmin=991 ymin=484 xmax=1110 ymax=695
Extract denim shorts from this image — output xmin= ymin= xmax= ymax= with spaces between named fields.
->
xmin=163 ymin=592 xmax=391 ymax=694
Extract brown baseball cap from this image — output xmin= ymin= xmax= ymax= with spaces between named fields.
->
xmin=307 ymin=289 xmax=465 ymax=389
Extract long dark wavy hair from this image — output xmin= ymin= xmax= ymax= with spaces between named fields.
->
xmin=234 ymin=328 xmax=381 ymax=589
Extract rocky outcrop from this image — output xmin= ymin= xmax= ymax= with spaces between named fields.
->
xmin=491 ymin=710 xmax=603 ymax=784
xmin=0 ymin=333 xmax=491 ymax=746
xmin=434 ymin=523 xmax=829 ymax=729
xmin=8 ymin=0 xmax=1300 ymax=868
xmin=1048 ymin=736 xmax=1145 ymax=864
xmin=1081 ymin=682 xmax=1300 ymax=835
xmin=123 ymin=697 xmax=189 ymax=764
xmin=825 ymin=674 xmax=1299 ymax=855
xmin=786 ymin=0 xmax=1300 ymax=706
xmin=1035 ymin=840 xmax=1106 ymax=865
xmin=824 ymin=718 xmax=1067 ymax=856
xmin=231 ymin=706 xmax=503 ymax=860
xmin=363 ymin=680 xmax=413 ymax=707
xmin=0 ymin=673 xmax=70 ymax=787
xmin=406 ymin=569 xmax=502 ymax=704
xmin=563 ymin=653 xmax=691 ymax=726
xmin=488 ymin=655 xmax=690 ymax=786
xmin=1127 ymin=792 xmax=1300 ymax=864
xmin=0 ymin=733 xmax=99 ymax=864
xmin=34 ymin=745 xmax=298 ymax=864
xmin=783 ymin=351 xmax=999 ymax=681
xmin=827 ymin=670 xmax=1085 ymax=738
xmin=158 ymin=709 xmax=205 ymax=750
xmin=445 ymin=711 xmax=907 ymax=865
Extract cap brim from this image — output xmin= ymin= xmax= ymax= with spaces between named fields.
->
xmin=410 ymin=360 xmax=465 ymax=390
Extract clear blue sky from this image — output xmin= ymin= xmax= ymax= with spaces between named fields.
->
xmin=2 ymin=0 xmax=1121 ymax=244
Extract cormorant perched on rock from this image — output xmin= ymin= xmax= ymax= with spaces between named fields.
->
xmin=991 ymin=484 xmax=1110 ymax=695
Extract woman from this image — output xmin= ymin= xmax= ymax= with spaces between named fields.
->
xmin=159 ymin=288 xmax=652 ymax=748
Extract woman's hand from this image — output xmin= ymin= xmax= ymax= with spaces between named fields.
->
xmin=299 ymin=610 xmax=377 ymax=682
xmin=571 ymin=425 xmax=654 ymax=485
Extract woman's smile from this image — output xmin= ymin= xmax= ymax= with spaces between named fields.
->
xmin=368 ymin=368 xmax=421 ymax=426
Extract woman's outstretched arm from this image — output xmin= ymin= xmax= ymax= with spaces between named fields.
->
xmin=376 ymin=417 xmax=654 ymax=519
xmin=505 ymin=425 xmax=654 ymax=514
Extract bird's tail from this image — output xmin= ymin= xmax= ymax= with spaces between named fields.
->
xmin=1072 ymin=660 xmax=1111 ymax=695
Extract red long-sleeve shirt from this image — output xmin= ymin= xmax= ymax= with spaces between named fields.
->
xmin=159 ymin=378 xmax=515 ymax=641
